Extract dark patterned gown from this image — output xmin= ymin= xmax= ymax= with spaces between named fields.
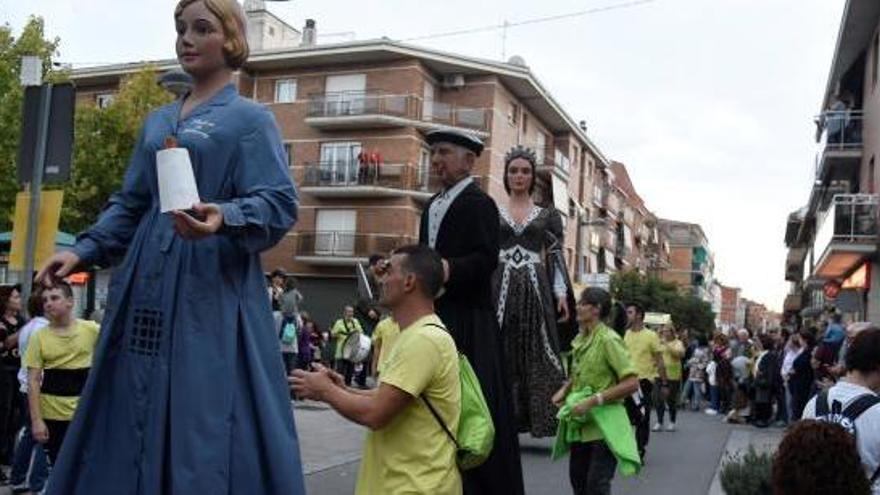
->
xmin=492 ymin=206 xmax=570 ymax=437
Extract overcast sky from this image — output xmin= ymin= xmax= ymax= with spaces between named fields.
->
xmin=1 ymin=0 xmax=846 ymax=311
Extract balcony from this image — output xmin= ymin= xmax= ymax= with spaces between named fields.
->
xmin=305 ymin=91 xmax=490 ymax=135
xmin=784 ymin=247 xmax=806 ymax=282
xmin=812 ymin=194 xmax=878 ymax=278
xmin=293 ymin=231 xmax=417 ymax=266
xmin=815 ymin=110 xmax=863 ymax=183
xmin=299 ymin=162 xmax=438 ymax=201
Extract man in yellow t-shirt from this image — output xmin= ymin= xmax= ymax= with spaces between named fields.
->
xmin=25 ymin=283 xmax=100 ymax=465
xmin=623 ymin=303 xmax=667 ymax=462
xmin=292 ymin=245 xmax=461 ymax=494
xmin=371 ymin=316 xmax=400 ymax=377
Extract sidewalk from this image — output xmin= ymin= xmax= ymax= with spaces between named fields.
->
xmin=707 ymin=424 xmax=783 ymax=495
xmin=294 ymin=400 xmax=365 ymax=476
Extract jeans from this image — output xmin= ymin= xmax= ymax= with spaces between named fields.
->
xmin=680 ymin=379 xmax=704 ymax=410
xmin=570 ymin=441 xmax=617 ymax=495
xmin=708 ymin=385 xmax=720 ymax=411
xmin=43 ymin=420 xmax=70 ymax=466
xmin=9 ymin=392 xmax=47 ymax=492
xmin=656 ymin=380 xmax=681 ymax=424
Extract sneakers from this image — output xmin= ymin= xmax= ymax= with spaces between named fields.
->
xmin=665 ymin=422 xmax=676 ymax=432
xmin=705 ymin=408 xmax=718 ymax=415
xmin=651 ymin=422 xmax=662 ymax=432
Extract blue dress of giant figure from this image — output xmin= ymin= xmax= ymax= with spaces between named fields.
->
xmin=45 ymin=84 xmax=306 ymax=495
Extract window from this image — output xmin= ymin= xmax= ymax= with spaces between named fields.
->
xmin=522 ymin=112 xmax=529 ymax=134
xmin=268 ymin=26 xmax=275 ymax=36
xmin=283 ymin=143 xmax=293 ymax=167
xmin=554 ymin=149 xmax=570 ymax=173
xmin=507 ymin=101 xmax=519 ymax=126
xmin=275 ymin=79 xmax=297 ymax=103
xmin=325 ymin=74 xmax=367 ymax=114
xmin=319 ymin=142 xmax=362 ymax=185
xmin=535 ymin=133 xmax=546 ymax=164
xmin=418 ymin=148 xmax=431 ymax=190
xmin=315 ymin=210 xmax=357 ymax=256
xmin=96 ymin=93 xmax=115 ymax=109
xmin=869 ymin=156 xmax=876 ymax=194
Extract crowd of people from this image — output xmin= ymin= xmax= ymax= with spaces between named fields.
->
xmin=2 ymin=0 xmax=875 ymax=493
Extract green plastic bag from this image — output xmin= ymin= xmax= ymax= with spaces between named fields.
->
xmin=424 ymin=353 xmax=495 ymax=470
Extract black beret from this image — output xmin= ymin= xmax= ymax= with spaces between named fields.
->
xmin=425 ymin=129 xmax=484 ymax=157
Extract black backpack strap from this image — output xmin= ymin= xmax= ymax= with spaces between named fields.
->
xmin=422 ymin=396 xmax=459 ymax=448
xmin=815 ymin=390 xmax=830 ymax=416
xmin=841 ymin=393 xmax=880 ymax=423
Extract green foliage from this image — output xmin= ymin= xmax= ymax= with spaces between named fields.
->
xmin=719 ymin=446 xmax=773 ymax=495
xmin=610 ymin=271 xmax=716 ymax=339
xmin=0 ymin=17 xmax=62 ymax=231
xmin=60 ymin=67 xmax=173 ymax=233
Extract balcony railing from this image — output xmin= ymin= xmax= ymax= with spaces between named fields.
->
xmin=814 ymin=110 xmax=863 ymax=181
xmin=300 ymin=162 xmax=439 ymax=192
xmin=294 ymin=231 xmax=417 ymax=259
xmin=812 ymin=194 xmax=878 ymax=277
xmin=815 ymin=194 xmax=878 ymax=248
xmin=307 ymin=91 xmax=491 ymax=132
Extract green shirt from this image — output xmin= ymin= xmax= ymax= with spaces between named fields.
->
xmin=570 ymin=322 xmax=637 ymax=442
xmin=331 ymin=318 xmax=363 ymax=360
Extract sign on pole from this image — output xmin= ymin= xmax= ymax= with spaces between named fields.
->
xmin=17 ymin=83 xmax=75 ymax=184
xmin=8 ymin=190 xmax=64 ymax=271
xmin=582 ymin=273 xmax=611 ymax=291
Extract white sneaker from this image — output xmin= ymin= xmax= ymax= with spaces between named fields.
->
xmin=665 ymin=422 xmax=676 ymax=432
xmin=651 ymin=422 xmax=662 ymax=432
xmin=705 ymin=408 xmax=718 ymax=415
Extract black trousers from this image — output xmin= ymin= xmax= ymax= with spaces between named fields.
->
xmin=43 ymin=419 xmax=70 ymax=466
xmin=569 ymin=441 xmax=618 ymax=495
xmin=335 ymin=360 xmax=355 ymax=385
xmin=0 ymin=368 xmax=21 ymax=464
xmin=655 ymin=380 xmax=681 ymax=424
xmin=636 ymin=379 xmax=654 ymax=457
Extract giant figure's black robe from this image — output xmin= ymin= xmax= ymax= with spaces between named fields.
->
xmin=419 ymin=181 xmax=525 ymax=495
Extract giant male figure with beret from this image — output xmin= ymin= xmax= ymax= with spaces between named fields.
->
xmin=419 ymin=129 xmax=525 ymax=495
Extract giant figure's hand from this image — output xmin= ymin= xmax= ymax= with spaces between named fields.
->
xmin=36 ymin=251 xmax=81 ymax=287
xmin=173 ymin=202 xmax=223 ymax=240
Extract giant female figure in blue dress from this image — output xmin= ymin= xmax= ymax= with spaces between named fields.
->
xmin=35 ymin=1 xmax=306 ymax=493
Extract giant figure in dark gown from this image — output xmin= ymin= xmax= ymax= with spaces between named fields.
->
xmin=419 ymin=129 xmax=525 ymax=495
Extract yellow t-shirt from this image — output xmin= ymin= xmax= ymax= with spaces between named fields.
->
xmin=659 ymin=339 xmax=685 ymax=381
xmin=372 ymin=317 xmax=400 ymax=374
xmin=624 ymin=328 xmax=662 ymax=381
xmin=356 ymin=314 xmax=462 ymax=495
xmin=23 ymin=319 xmax=100 ymax=421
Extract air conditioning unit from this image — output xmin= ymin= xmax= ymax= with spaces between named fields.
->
xmin=442 ymin=74 xmax=465 ymax=89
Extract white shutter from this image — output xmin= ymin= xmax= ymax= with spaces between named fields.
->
xmin=315 ymin=210 xmax=357 ymax=255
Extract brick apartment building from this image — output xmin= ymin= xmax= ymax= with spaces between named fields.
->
xmin=70 ymin=3 xmax=675 ymax=324
xmin=784 ymin=0 xmax=880 ymax=326
xmin=658 ymin=219 xmax=716 ymax=305
xmin=718 ymin=285 xmax=741 ymax=331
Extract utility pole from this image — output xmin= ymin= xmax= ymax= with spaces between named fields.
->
xmin=501 ymin=19 xmax=510 ymax=60
xmin=19 ymin=56 xmax=52 ymax=313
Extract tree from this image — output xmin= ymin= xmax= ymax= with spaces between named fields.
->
xmin=611 ymin=271 xmax=716 ymax=339
xmin=60 ymin=67 xmax=173 ymax=233
xmin=0 ymin=17 xmax=61 ymax=231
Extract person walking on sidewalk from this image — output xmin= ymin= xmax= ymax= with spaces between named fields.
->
xmin=292 ymin=245 xmax=462 ymax=495
xmin=653 ymin=326 xmax=684 ymax=432
xmin=681 ymin=336 xmax=708 ymax=411
xmin=623 ymin=303 xmax=667 ymax=461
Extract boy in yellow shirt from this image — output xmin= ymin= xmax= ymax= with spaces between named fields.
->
xmin=25 ymin=282 xmax=100 ymax=465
